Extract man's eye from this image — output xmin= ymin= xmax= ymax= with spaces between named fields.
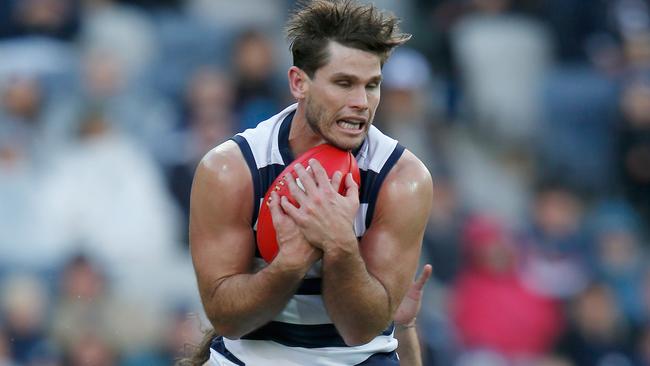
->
xmin=336 ymin=81 xmax=351 ymax=87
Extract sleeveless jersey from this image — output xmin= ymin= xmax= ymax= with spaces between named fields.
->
xmin=210 ymin=104 xmax=405 ymax=366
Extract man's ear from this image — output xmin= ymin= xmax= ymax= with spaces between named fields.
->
xmin=288 ymin=66 xmax=309 ymax=100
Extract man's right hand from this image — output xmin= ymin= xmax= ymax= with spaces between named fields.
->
xmin=269 ymin=190 xmax=322 ymax=270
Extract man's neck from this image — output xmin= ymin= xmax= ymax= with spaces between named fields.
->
xmin=287 ymin=103 xmax=326 ymax=158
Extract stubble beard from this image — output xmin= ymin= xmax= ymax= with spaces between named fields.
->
xmin=305 ymin=96 xmax=365 ymax=151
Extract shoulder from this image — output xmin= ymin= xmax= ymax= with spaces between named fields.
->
xmin=195 ymin=140 xmax=249 ymax=183
xmin=373 ymin=149 xmax=433 ymax=223
xmin=384 ymin=149 xmax=433 ymax=199
xmin=193 ymin=140 xmax=252 ymax=199
xmin=191 ymin=140 xmax=254 ymax=225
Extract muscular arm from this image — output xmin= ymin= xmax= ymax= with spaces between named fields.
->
xmin=281 ymin=150 xmax=433 ymax=345
xmin=322 ymin=151 xmax=433 ymax=344
xmin=190 ymin=141 xmax=318 ymax=339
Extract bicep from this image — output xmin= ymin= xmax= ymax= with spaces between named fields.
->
xmin=359 ymin=153 xmax=433 ymax=311
xmin=189 ymin=143 xmax=256 ymax=301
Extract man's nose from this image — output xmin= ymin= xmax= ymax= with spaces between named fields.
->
xmin=348 ymin=86 xmax=369 ymax=111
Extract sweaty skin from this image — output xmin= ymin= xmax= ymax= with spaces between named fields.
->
xmin=190 ymin=141 xmax=321 ymax=338
xmin=189 ymin=42 xmax=433 ymax=347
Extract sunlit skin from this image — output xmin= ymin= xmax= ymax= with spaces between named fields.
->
xmin=189 ymin=39 xmax=433 ymax=350
xmin=288 ymin=41 xmax=383 ymax=155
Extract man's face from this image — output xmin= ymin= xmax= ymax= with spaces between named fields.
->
xmin=303 ymin=42 xmax=382 ymax=150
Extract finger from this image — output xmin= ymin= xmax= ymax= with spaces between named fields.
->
xmin=267 ymin=191 xmax=286 ymax=230
xmin=284 ymin=173 xmax=307 ymax=205
xmin=330 ymin=171 xmax=343 ymax=193
xmin=308 ymin=159 xmax=331 ymax=189
xmin=268 ymin=191 xmax=285 ymax=223
xmin=344 ymin=173 xmax=359 ymax=198
xmin=293 ymin=163 xmax=318 ymax=195
xmin=280 ymin=195 xmax=301 ymax=220
xmin=413 ymin=264 xmax=433 ymax=292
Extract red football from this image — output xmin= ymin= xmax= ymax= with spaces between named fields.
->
xmin=256 ymin=144 xmax=361 ymax=263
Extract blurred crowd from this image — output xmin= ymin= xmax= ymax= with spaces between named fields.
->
xmin=1 ymin=0 xmax=650 ymax=365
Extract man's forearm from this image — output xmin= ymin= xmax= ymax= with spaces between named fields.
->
xmin=395 ymin=325 xmax=422 ymax=366
xmin=321 ymin=244 xmax=393 ymax=345
xmin=204 ymin=261 xmax=307 ymax=339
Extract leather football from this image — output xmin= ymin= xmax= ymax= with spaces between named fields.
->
xmin=256 ymin=144 xmax=361 ymax=263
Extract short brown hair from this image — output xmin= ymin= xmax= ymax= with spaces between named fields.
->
xmin=286 ymin=0 xmax=411 ymax=77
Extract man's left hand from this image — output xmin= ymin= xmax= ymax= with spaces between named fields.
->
xmin=280 ymin=158 xmax=359 ymax=253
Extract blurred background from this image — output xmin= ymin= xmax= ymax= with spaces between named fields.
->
xmin=1 ymin=0 xmax=650 ymax=365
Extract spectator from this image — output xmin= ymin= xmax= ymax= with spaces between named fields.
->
xmin=167 ymin=66 xmax=235 ymax=239
xmin=451 ymin=215 xmax=563 ymax=361
xmin=37 ymin=111 xmax=184 ymax=306
xmin=589 ymin=199 xmax=648 ymax=326
xmin=0 ymin=274 xmax=50 ymax=365
xmin=0 ymin=0 xmax=80 ymax=41
xmin=537 ymin=66 xmax=619 ymax=196
xmin=122 ymin=308 xmax=204 ymax=366
xmin=451 ymin=0 xmax=553 ymax=147
xmin=66 ymin=46 xmax=179 ymax=164
xmin=378 ymin=47 xmax=440 ymax=172
xmin=80 ymin=0 xmax=156 ymax=80
xmin=519 ymin=180 xmax=590 ymax=299
xmin=231 ymin=29 xmax=286 ymax=131
xmin=0 ymin=76 xmax=64 ymax=270
xmin=556 ymin=283 xmax=636 ymax=366
xmin=617 ymin=74 xmax=650 ymax=229
xmin=422 ymin=175 xmax=465 ymax=285
xmin=540 ymin=0 xmax=611 ymax=63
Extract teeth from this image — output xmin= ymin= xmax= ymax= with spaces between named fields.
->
xmin=338 ymin=120 xmax=361 ymax=130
